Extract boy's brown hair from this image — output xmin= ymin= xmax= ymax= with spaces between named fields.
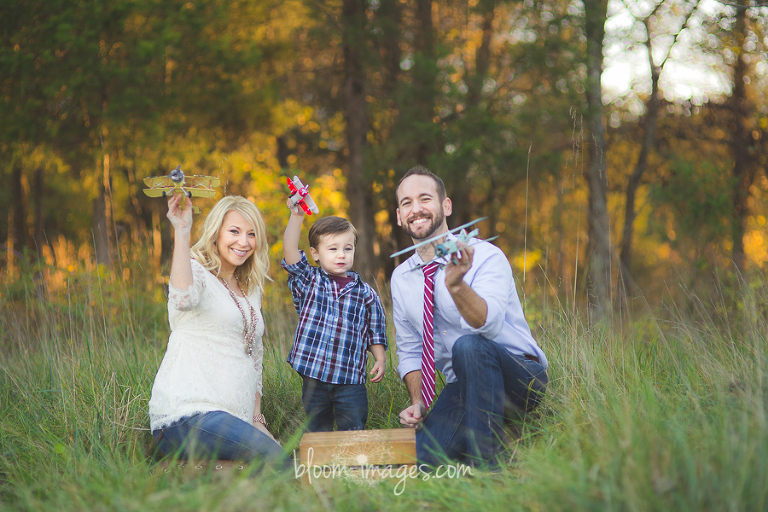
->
xmin=308 ymin=216 xmax=358 ymax=249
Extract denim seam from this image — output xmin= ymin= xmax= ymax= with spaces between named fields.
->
xmin=194 ymin=424 xmax=265 ymax=454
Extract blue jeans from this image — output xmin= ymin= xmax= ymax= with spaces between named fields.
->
xmin=417 ymin=334 xmax=548 ymax=469
xmin=301 ymin=375 xmax=368 ymax=432
xmin=152 ymin=411 xmax=287 ymax=468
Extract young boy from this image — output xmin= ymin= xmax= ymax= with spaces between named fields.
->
xmin=282 ymin=206 xmax=387 ymax=432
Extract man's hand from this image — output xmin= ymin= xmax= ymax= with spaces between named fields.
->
xmin=399 ymin=403 xmax=427 ymax=429
xmin=443 ymin=242 xmax=488 ymax=328
xmin=444 ymin=243 xmax=474 ymax=292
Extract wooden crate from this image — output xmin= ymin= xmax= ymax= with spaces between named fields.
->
xmin=297 ymin=428 xmax=416 ymax=484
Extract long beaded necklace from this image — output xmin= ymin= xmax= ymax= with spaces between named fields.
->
xmin=219 ymin=276 xmax=258 ymax=358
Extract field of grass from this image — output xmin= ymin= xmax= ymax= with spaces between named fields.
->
xmin=2 ymin=261 xmax=768 ymax=511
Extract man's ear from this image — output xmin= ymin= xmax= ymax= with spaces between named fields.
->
xmin=443 ymin=197 xmax=453 ymax=217
xmin=309 ymin=247 xmax=320 ymax=261
xmin=396 ymin=208 xmax=402 ymax=227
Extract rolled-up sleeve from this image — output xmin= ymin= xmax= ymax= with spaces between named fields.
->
xmin=365 ymin=288 xmax=388 ymax=349
xmin=282 ymin=252 xmax=315 ymax=314
xmin=459 ymin=250 xmax=512 ymax=340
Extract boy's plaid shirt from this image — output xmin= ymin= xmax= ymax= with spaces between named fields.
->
xmin=282 ymin=252 xmax=387 ymax=384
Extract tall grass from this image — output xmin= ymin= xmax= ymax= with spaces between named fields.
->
xmin=1 ymin=262 xmax=767 ymax=511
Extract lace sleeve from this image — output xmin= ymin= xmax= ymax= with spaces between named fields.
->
xmin=168 ymin=260 xmax=208 ymax=311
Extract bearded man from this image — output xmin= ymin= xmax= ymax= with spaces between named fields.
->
xmin=391 ymin=165 xmax=548 ymax=470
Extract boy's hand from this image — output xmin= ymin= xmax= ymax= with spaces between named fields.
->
xmin=369 ymin=360 xmax=386 ymax=383
xmin=287 ymin=198 xmax=306 ymax=216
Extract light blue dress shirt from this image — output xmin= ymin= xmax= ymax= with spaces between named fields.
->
xmin=391 ymin=234 xmax=547 ymax=384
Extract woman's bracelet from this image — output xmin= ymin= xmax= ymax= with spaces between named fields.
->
xmin=252 ymin=413 xmax=267 ymax=426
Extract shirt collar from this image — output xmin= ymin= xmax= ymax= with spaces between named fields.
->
xmin=318 ymin=266 xmax=359 ymax=284
xmin=407 ymin=231 xmax=459 ymax=270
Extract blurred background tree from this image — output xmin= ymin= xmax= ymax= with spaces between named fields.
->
xmin=2 ymin=0 xmax=766 ymax=318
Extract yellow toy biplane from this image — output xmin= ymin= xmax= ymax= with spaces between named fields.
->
xmin=143 ymin=165 xmax=220 ymax=213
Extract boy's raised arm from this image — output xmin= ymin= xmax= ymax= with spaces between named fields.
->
xmin=283 ymin=206 xmax=305 ymax=265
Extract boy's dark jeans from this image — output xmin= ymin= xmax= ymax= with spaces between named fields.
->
xmin=301 ymin=376 xmax=368 ymax=432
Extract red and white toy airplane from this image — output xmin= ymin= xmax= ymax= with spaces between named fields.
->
xmin=286 ymin=175 xmax=320 ymax=215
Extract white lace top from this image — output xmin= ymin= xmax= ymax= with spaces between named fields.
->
xmin=148 ymin=259 xmax=265 ymax=431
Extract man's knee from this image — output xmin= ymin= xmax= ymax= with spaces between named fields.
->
xmin=452 ymin=334 xmax=493 ymax=370
xmin=452 ymin=334 xmax=478 ymax=358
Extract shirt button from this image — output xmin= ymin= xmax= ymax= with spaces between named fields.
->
xmin=442 ymin=331 xmax=447 ymax=334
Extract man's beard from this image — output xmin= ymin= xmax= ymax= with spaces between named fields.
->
xmin=402 ymin=210 xmax=445 ymax=241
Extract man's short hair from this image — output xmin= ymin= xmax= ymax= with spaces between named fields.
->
xmin=397 ymin=165 xmax=447 ymax=202
xmin=308 ymin=216 xmax=358 ymax=248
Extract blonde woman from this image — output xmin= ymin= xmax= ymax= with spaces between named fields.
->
xmin=149 ymin=194 xmax=285 ymax=466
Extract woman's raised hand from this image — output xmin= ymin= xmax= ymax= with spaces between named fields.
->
xmin=166 ymin=193 xmax=194 ymax=233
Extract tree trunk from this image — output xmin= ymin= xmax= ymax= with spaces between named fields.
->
xmin=619 ymin=60 xmax=660 ymax=300
xmin=728 ymin=8 xmax=753 ymax=274
xmin=10 ymin=162 xmax=28 ymax=268
xmin=32 ymin=166 xmax=45 ymax=260
xmin=342 ymin=0 xmax=378 ymax=283
xmin=93 ymin=187 xmax=111 ymax=265
xmin=377 ymin=0 xmax=402 ymax=95
xmin=100 ymin=127 xmax=116 ymax=265
xmin=619 ymin=0 xmax=701 ymax=305
xmin=583 ymin=0 xmax=611 ymax=323
xmin=412 ymin=0 xmax=436 ymax=164
xmin=386 ymin=0 xmax=438 ymax=268
xmin=152 ymin=207 xmax=163 ymax=273
xmin=451 ymin=1 xmax=496 ymax=229
xmin=375 ymin=1 xmax=405 ymax=279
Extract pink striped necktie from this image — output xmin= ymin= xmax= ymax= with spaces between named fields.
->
xmin=421 ymin=261 xmax=440 ymax=409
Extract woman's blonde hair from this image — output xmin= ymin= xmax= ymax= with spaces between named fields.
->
xmin=190 ymin=196 xmax=270 ymax=295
